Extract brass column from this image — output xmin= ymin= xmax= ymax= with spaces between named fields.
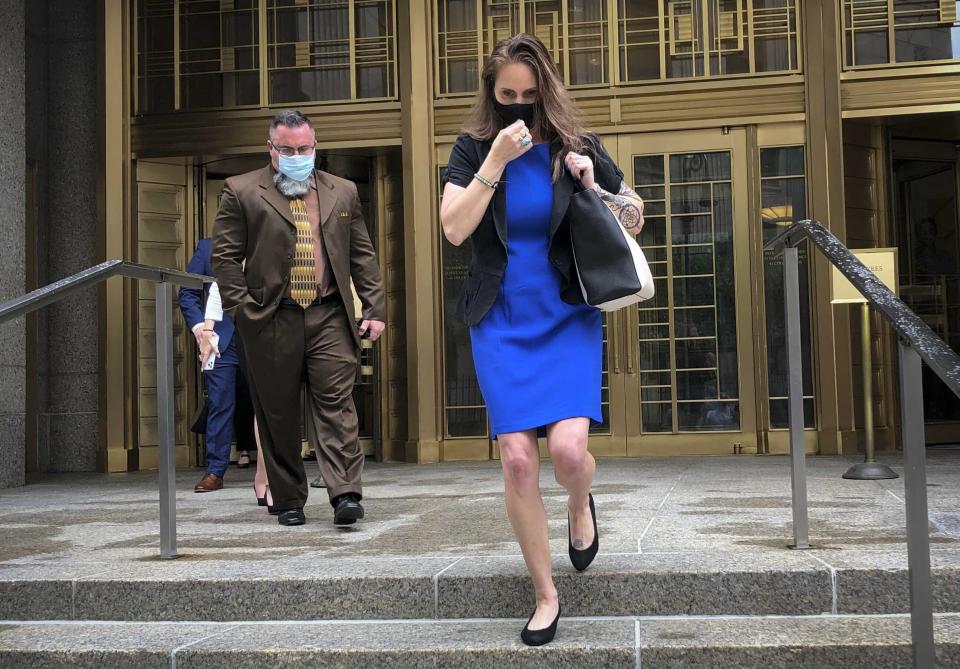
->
xmin=98 ymin=0 xmax=134 ymax=472
xmin=803 ymin=0 xmax=855 ymax=454
xmin=397 ymin=0 xmax=442 ymax=463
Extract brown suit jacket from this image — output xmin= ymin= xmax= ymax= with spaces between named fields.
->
xmin=211 ymin=165 xmax=385 ymax=347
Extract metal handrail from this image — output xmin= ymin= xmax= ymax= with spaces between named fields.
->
xmin=766 ymin=220 xmax=960 ymax=395
xmin=0 ymin=260 xmax=213 ymax=560
xmin=766 ymin=219 xmax=960 ymax=669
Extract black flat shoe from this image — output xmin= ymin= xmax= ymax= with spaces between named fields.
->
xmin=277 ymin=508 xmax=305 ymax=526
xmin=569 ymin=493 xmax=599 ymax=572
xmin=333 ymin=494 xmax=364 ymax=525
xmin=520 ymin=603 xmax=560 ymax=646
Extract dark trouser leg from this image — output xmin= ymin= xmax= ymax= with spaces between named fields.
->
xmin=202 ymin=339 xmax=239 ymax=478
xmin=232 ymin=336 xmax=256 ymax=453
xmin=304 ymin=301 xmax=362 ymax=503
xmin=238 ymin=306 xmax=307 ymax=510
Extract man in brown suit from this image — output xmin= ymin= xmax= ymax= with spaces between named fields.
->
xmin=212 ymin=110 xmax=385 ymax=527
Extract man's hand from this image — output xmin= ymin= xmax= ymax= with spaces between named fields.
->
xmin=199 ymin=330 xmax=220 ymax=368
xmin=358 ymin=319 xmax=385 ymax=342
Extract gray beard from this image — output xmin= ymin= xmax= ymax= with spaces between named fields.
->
xmin=273 ymin=171 xmax=310 ymax=199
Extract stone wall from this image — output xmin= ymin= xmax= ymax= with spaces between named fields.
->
xmin=16 ymin=0 xmax=101 ymax=482
xmin=0 ymin=0 xmax=26 ymax=488
xmin=38 ymin=0 xmax=100 ymax=472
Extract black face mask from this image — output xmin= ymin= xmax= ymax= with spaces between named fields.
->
xmin=494 ymin=100 xmax=536 ymax=127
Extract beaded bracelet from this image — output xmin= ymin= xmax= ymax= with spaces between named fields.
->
xmin=473 ymin=173 xmax=498 ymax=189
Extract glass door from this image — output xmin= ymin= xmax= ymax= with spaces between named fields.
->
xmin=597 ymin=129 xmax=759 ymax=456
xmin=893 ymin=141 xmax=960 ymax=445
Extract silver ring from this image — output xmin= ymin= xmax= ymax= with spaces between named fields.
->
xmin=521 ymin=137 xmax=532 ymax=146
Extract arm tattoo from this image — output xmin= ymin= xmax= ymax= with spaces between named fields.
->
xmin=594 ymin=180 xmax=644 ymax=230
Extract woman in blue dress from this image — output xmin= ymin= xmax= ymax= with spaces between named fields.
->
xmin=439 ymin=34 xmax=645 ymax=645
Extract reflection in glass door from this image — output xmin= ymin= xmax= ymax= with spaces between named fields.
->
xmin=610 ymin=130 xmax=758 ymax=455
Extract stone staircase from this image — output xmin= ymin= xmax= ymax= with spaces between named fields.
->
xmin=4 ymin=455 xmax=960 ymax=666
xmin=2 ymin=550 xmax=960 ymax=667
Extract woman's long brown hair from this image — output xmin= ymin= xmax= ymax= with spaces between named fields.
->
xmin=461 ymin=33 xmax=592 ymax=183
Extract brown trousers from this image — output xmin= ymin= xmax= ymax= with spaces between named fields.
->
xmin=239 ymin=298 xmax=362 ymax=510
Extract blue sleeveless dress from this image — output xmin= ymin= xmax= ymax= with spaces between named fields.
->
xmin=470 ymin=143 xmax=603 ymax=436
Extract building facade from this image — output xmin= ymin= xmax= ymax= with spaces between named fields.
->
xmin=2 ymin=0 xmax=959 ymax=485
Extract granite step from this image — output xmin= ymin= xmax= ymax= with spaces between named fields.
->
xmin=2 ymin=550 xmax=960 ymax=622
xmin=1 ymin=614 xmax=959 ymax=668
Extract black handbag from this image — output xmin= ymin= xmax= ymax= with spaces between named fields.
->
xmin=190 ymin=379 xmax=209 ymax=434
xmin=567 ymin=182 xmax=654 ymax=310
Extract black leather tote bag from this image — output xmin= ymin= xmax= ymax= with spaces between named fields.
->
xmin=568 ymin=184 xmax=654 ymax=311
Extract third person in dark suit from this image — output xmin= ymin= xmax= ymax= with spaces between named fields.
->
xmin=179 ymin=238 xmax=255 ymax=493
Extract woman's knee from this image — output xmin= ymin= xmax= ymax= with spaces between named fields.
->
xmin=499 ymin=439 xmax=538 ymax=486
xmin=550 ymin=440 xmax=588 ymax=480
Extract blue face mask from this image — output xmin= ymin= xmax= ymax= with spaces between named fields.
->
xmin=277 ymin=153 xmax=315 ymax=182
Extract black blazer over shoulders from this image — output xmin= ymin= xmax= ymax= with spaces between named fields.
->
xmin=442 ymin=132 xmax=625 ymax=326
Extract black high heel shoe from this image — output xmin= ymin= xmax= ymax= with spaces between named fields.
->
xmin=255 ymin=482 xmax=268 ymax=507
xmin=568 ymin=493 xmax=599 ymax=572
xmin=520 ymin=603 xmax=561 ymax=646
xmin=263 ymin=485 xmax=279 ymax=514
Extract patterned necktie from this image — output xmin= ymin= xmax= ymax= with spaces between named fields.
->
xmin=289 ymin=198 xmax=316 ymax=308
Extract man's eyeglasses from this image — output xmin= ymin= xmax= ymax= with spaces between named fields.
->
xmin=269 ymin=141 xmax=316 ymax=157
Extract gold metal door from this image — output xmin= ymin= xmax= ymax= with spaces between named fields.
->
xmin=135 ymin=159 xmax=194 ymax=469
xmin=594 ymin=129 xmax=759 ymax=456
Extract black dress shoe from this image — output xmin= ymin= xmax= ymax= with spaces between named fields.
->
xmin=277 ymin=508 xmax=305 ymax=526
xmin=520 ymin=603 xmax=561 ymax=646
xmin=333 ymin=494 xmax=364 ymax=525
xmin=568 ymin=493 xmax=599 ymax=572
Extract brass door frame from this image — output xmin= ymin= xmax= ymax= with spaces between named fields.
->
xmin=203 ymin=160 xmax=385 ymax=462
xmin=434 ymin=142 xmax=494 ymax=461
xmin=755 ymin=122 xmax=819 ymax=455
xmin=601 ymin=128 xmax=760 ymax=456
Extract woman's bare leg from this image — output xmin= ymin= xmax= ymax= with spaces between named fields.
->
xmin=499 ymin=429 xmax=559 ymax=629
xmin=253 ymin=417 xmax=273 ymax=507
xmin=546 ymin=418 xmax=595 ymax=549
